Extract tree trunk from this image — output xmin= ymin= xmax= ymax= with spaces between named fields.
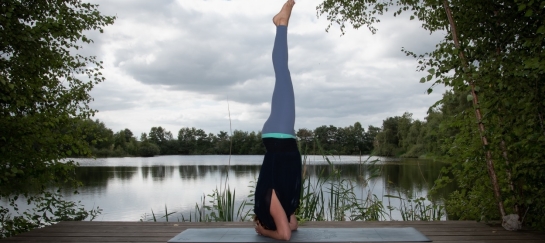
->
xmin=442 ymin=0 xmax=507 ymax=219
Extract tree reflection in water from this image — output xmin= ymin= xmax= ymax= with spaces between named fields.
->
xmin=62 ymin=156 xmax=453 ymax=221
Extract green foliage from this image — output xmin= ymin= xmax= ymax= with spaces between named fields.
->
xmin=303 ymin=122 xmax=376 ymax=155
xmin=77 ymin=119 xmax=114 ymax=152
xmin=78 ymin=121 xmax=379 ymax=157
xmin=177 ymin=127 xmax=236 ymax=155
xmin=229 ymin=130 xmax=265 ymax=155
xmin=0 ymin=0 xmax=115 ymax=237
xmin=112 ymin=128 xmax=138 ymax=156
xmin=138 ymin=141 xmax=160 ymax=157
xmin=149 ymin=126 xmax=176 ymax=155
xmin=374 ymin=112 xmax=429 ymax=157
xmin=318 ymin=0 xmax=545 ymax=229
xmin=0 ymin=191 xmax=102 ymax=238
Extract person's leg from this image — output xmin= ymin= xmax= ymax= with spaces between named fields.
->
xmin=255 ymin=1 xmax=297 ymax=240
xmin=261 ymin=0 xmax=296 ymax=136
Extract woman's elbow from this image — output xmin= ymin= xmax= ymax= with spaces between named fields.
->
xmin=279 ymin=231 xmax=291 ymax=241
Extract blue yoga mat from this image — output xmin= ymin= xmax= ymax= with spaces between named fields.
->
xmin=168 ymin=227 xmax=431 ymax=242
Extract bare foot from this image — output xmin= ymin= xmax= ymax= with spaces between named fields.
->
xmin=273 ymin=0 xmax=295 ymax=26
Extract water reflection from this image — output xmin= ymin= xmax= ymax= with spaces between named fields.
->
xmin=61 ymin=156 xmax=453 ymax=221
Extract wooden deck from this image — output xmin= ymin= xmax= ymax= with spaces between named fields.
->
xmin=1 ymin=221 xmax=544 ymax=242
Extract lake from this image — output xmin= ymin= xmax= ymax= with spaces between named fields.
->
xmin=55 ymin=155 xmax=451 ymax=222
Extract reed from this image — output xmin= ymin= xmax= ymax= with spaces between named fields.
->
xmin=143 ymin=141 xmax=445 ymax=222
xmin=294 ymin=140 xmax=388 ymax=222
xmin=142 ymin=183 xmax=251 ymax=222
xmin=385 ymin=191 xmax=445 ymax=221
xmin=206 ymin=184 xmax=250 ymax=222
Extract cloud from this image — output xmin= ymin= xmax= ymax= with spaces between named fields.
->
xmin=85 ymin=0 xmax=446 ymax=136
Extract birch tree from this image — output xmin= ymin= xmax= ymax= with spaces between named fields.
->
xmin=317 ymin=0 xmax=545 ymax=230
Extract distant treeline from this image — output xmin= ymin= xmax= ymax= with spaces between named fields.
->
xmin=78 ymin=91 xmax=466 ymax=158
xmin=78 ymin=120 xmax=379 ymax=157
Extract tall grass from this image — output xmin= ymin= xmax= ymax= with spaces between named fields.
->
xmin=384 ymin=190 xmax=445 ymax=221
xmin=296 ymin=142 xmax=388 ymax=222
xmin=141 ymin=184 xmax=252 ymax=223
xmin=142 ymin=140 xmax=446 ymax=222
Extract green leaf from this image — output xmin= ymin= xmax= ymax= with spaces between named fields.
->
xmin=466 ymin=94 xmax=473 ymax=102
xmin=0 ymin=0 xmax=115 ymax=234
xmin=537 ymin=25 xmax=545 ymax=34
xmin=427 ymin=88 xmax=433 ymax=94
xmin=420 ymin=77 xmax=426 ymax=83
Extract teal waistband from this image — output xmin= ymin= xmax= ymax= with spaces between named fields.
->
xmin=262 ymin=133 xmax=296 ymax=139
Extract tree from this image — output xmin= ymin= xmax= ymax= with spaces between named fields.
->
xmin=149 ymin=126 xmax=176 ymax=155
xmin=140 ymin=132 xmax=148 ymax=142
xmin=177 ymin=127 xmax=196 ymax=154
xmin=123 ymin=128 xmax=134 ymax=142
xmin=71 ymin=119 xmax=113 ymax=151
xmin=78 ymin=119 xmax=114 ymax=157
xmin=231 ymin=130 xmax=250 ymax=154
xmin=402 ymin=120 xmax=425 ymax=158
xmin=397 ymin=112 xmax=413 ymax=152
xmin=314 ymin=125 xmax=340 ymax=153
xmin=138 ymin=141 xmax=160 ymax=157
xmin=317 ymin=0 xmax=545 ymax=229
xmin=215 ymin=131 xmax=231 ymax=154
xmin=113 ymin=128 xmax=138 ymax=156
xmin=364 ymin=125 xmax=380 ymax=154
xmin=193 ymin=128 xmax=209 ymax=154
xmin=374 ymin=116 xmax=403 ymax=156
xmin=337 ymin=122 xmax=366 ymax=155
xmin=0 ymin=0 xmax=115 ymax=237
xmin=297 ymin=128 xmax=315 ymax=154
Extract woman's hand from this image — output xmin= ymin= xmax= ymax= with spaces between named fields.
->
xmin=289 ymin=214 xmax=298 ymax=231
xmin=255 ymin=219 xmax=266 ymax=236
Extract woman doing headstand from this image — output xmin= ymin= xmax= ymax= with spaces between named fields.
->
xmin=253 ymin=0 xmax=301 ymax=241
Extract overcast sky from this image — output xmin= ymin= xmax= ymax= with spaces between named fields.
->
xmin=84 ymin=0 xmax=446 ymax=137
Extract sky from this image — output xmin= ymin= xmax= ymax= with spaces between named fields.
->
xmin=84 ymin=0 xmax=446 ymax=137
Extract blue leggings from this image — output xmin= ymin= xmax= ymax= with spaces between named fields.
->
xmin=261 ymin=26 xmax=295 ymax=136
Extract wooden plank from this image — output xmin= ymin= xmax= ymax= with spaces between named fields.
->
xmin=17 ymin=230 xmax=538 ymax=239
xmin=432 ymin=241 xmax=545 ymax=243
xmin=1 ymin=221 xmax=544 ymax=243
xmin=3 ymin=236 xmax=171 ymax=242
xmin=429 ymin=235 xmax=545 ymax=240
xmin=54 ymin=220 xmax=485 ymax=226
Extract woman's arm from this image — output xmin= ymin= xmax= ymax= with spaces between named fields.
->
xmin=255 ymin=189 xmax=292 ymax=240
